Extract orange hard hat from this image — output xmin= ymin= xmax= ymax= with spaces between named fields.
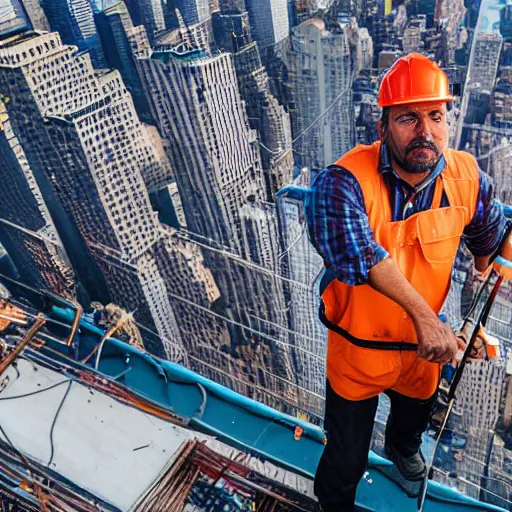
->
xmin=378 ymin=53 xmax=453 ymax=107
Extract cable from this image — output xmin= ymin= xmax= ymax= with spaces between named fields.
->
xmin=47 ymin=380 xmax=72 ymax=468
xmin=0 ymin=374 xmax=74 ymax=484
xmin=0 ymin=417 xmax=31 ymax=470
xmin=0 ymin=378 xmax=72 ymax=401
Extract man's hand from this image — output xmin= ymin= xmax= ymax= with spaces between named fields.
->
xmin=369 ymin=258 xmax=459 ymax=363
xmin=414 ymin=314 xmax=459 ymax=364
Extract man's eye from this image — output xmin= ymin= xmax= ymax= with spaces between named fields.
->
xmin=399 ymin=117 xmax=414 ymax=124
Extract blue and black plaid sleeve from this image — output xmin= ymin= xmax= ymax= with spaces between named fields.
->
xmin=304 ymin=167 xmax=389 ymax=286
xmin=463 ymin=170 xmax=512 ymax=257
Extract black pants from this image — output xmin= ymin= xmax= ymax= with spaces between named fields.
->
xmin=314 ymin=380 xmax=437 ymax=512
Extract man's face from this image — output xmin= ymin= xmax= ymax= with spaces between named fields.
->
xmin=382 ymin=102 xmax=449 ymax=175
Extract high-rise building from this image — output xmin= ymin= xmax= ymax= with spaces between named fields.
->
xmin=347 ymin=20 xmax=373 ymax=73
xmin=245 ymin=0 xmax=289 ymax=49
xmin=43 ymin=70 xmax=185 ymax=356
xmin=486 ymin=140 xmax=512 ymax=204
xmin=0 ymin=31 xmax=110 ymax=302
xmin=20 ymin=0 xmax=50 ymax=31
xmin=133 ymin=34 xmax=306 ymax=416
xmin=276 ymin=169 xmax=326 ymax=416
xmin=451 ymin=360 xmax=507 ymax=498
xmin=434 ymin=0 xmax=466 ymax=65
xmin=500 ymin=4 xmax=512 ymax=43
xmin=287 ymin=18 xmax=354 ymax=168
xmin=135 ymin=44 xmax=265 ymax=256
xmin=175 ymin=0 xmax=210 ymax=25
xmin=468 ymin=33 xmax=503 ymax=92
xmin=219 ymin=0 xmax=245 ymax=10
xmin=455 ymin=32 xmax=503 ymax=149
xmin=0 ymin=104 xmax=75 ymax=298
xmin=0 ymin=31 xmax=183 ymax=356
xmin=95 ymin=1 xmax=153 ymax=121
xmin=123 ymin=0 xmax=166 ymax=43
xmin=401 ymin=25 xmax=422 ymax=54
xmin=41 ymin=0 xmax=107 ymax=68
xmin=213 ymin=9 xmax=293 ymax=198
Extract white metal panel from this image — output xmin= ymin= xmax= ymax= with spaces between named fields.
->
xmin=0 ymin=358 xmax=195 ymax=510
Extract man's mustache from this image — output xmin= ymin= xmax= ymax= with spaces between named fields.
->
xmin=405 ymin=138 xmax=440 ymax=155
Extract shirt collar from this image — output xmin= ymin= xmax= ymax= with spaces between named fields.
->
xmin=379 ymin=141 xmax=446 ymax=192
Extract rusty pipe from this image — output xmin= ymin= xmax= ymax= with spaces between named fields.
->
xmin=0 ymin=315 xmax=46 ymax=377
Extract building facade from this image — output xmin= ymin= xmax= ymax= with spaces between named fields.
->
xmin=0 ymin=104 xmax=75 ymax=298
xmin=245 ymin=0 xmax=289 ymax=49
xmin=42 ymin=0 xmax=107 ymax=68
xmin=287 ymin=18 xmax=354 ymax=168
xmin=213 ymin=9 xmax=293 ymax=199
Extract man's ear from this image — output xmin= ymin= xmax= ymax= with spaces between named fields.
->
xmin=377 ymin=120 xmax=386 ymax=140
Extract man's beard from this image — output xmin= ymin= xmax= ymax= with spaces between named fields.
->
xmin=389 ymin=137 xmax=441 ymax=174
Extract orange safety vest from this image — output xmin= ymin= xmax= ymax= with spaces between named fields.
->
xmin=321 ymin=141 xmax=479 ymax=401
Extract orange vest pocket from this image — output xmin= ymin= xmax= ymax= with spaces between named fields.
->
xmin=416 ymin=207 xmax=465 ymax=265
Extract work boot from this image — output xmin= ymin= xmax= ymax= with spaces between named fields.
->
xmin=384 ymin=443 xmax=425 ymax=481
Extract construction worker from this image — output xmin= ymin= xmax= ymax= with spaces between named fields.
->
xmin=306 ymin=53 xmax=512 ymax=511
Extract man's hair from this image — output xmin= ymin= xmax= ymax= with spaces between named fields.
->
xmin=380 ymin=106 xmax=390 ymax=135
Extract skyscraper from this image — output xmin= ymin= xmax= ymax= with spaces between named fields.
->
xmin=20 ymin=0 xmax=50 ymax=31
xmin=245 ymin=0 xmax=289 ymax=49
xmin=213 ymin=8 xmax=293 ymax=199
xmin=133 ymin=35 xmax=306 ymax=415
xmin=487 ymin=140 xmax=512 ymax=204
xmin=276 ymin=169 xmax=326 ymax=416
xmin=41 ymin=0 xmax=107 ymax=68
xmin=123 ymin=0 xmax=166 ymax=44
xmin=135 ymin=45 xmax=265 ymax=256
xmin=0 ymin=31 xmax=110 ymax=302
xmin=0 ymin=104 xmax=75 ymax=297
xmin=95 ymin=1 xmax=153 ymax=121
xmin=0 ymin=31 xmax=181 ymax=356
xmin=175 ymin=0 xmax=210 ymax=25
xmin=43 ymin=70 xmax=184 ymax=356
xmin=468 ymin=33 xmax=503 ymax=92
xmin=349 ymin=21 xmax=373 ymax=73
xmin=455 ymin=32 xmax=503 ymax=149
xmin=434 ymin=0 xmax=466 ymax=65
xmin=287 ymin=18 xmax=354 ymax=168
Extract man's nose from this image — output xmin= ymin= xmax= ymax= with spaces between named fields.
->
xmin=416 ymin=118 xmax=433 ymax=140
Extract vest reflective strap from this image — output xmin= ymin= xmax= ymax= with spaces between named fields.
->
xmin=319 ymin=300 xmax=418 ymax=351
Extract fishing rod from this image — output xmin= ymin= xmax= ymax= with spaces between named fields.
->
xmin=417 ymin=263 xmax=508 ymax=512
